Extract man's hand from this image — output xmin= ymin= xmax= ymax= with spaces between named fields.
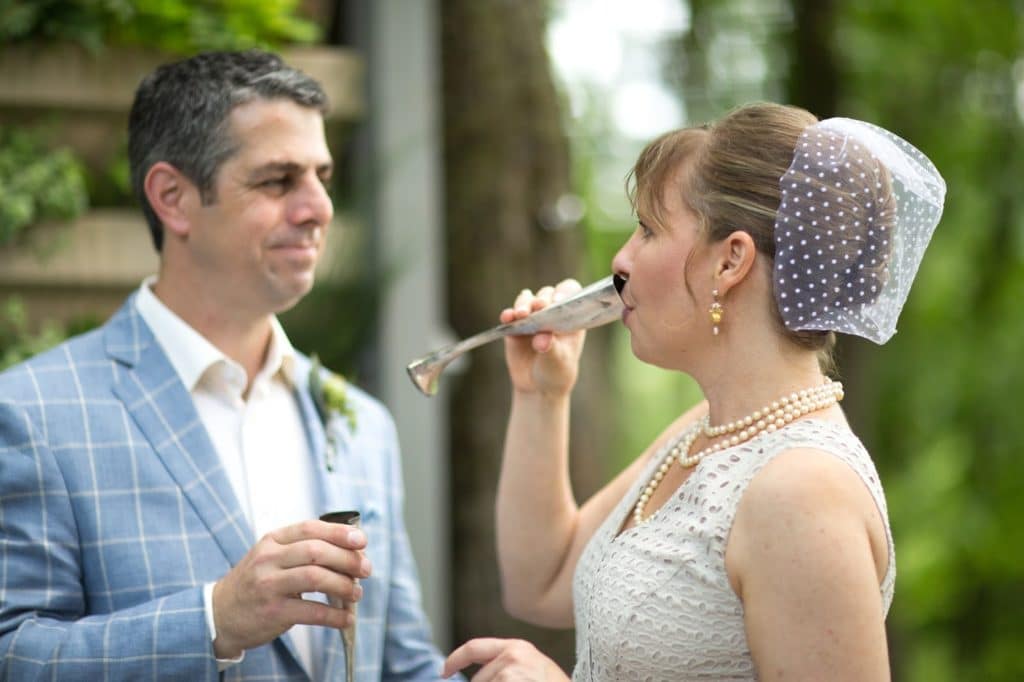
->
xmin=444 ymin=638 xmax=569 ymax=681
xmin=211 ymin=519 xmax=371 ymax=658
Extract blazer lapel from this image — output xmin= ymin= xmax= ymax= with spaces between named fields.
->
xmin=293 ymin=359 xmax=368 ymax=680
xmin=105 ymin=298 xmax=314 ymax=676
xmin=293 ymin=357 xmax=364 ymax=517
xmin=106 ymin=298 xmax=253 ymax=566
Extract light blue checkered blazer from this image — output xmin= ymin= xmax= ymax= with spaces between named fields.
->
xmin=0 ymin=295 xmax=450 ymax=680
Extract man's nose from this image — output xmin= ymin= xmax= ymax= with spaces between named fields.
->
xmin=290 ymin=175 xmax=334 ymax=227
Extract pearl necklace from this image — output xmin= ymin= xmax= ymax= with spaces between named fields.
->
xmin=631 ymin=380 xmax=844 ymax=526
xmin=703 ymin=381 xmax=845 ymax=440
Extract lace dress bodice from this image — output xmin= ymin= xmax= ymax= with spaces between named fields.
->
xmin=571 ymin=419 xmax=895 ymax=681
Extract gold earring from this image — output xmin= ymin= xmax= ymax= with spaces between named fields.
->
xmin=709 ymin=289 xmax=724 ymax=335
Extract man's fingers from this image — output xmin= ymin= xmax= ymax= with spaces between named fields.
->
xmin=270 ymin=519 xmax=367 ymax=550
xmin=276 ymin=538 xmax=371 ymax=578
xmin=275 ymin=564 xmax=365 ymax=604
xmin=281 ymin=595 xmax=353 ymax=630
xmin=443 ymin=638 xmax=507 ymax=678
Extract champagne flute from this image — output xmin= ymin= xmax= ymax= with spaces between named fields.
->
xmin=320 ymin=510 xmax=361 ymax=682
xmin=406 ymin=274 xmax=625 ymax=396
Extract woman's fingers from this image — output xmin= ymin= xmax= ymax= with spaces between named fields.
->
xmin=443 ymin=638 xmax=563 ymax=681
xmin=513 ymin=288 xmax=534 ymax=317
xmin=443 ymin=638 xmax=506 ymax=677
xmin=554 ymin=278 xmax=581 ymax=302
xmin=507 ymin=280 xmax=581 ymax=321
xmin=532 ymin=286 xmax=555 ymax=311
xmin=501 ymin=279 xmax=587 ymax=394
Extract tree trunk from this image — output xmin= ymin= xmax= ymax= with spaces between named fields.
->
xmin=440 ymin=0 xmax=612 ymax=672
xmin=783 ymin=0 xmax=873 ymax=439
xmin=785 ymin=0 xmax=838 ymax=119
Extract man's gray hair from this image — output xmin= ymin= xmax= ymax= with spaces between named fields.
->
xmin=128 ymin=49 xmax=329 ymax=251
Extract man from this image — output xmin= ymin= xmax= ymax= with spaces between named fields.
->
xmin=0 ymin=50 xmax=453 ymax=680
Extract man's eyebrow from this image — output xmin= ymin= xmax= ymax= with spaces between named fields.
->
xmin=248 ymin=160 xmax=334 ymax=179
xmin=249 ymin=161 xmax=301 ymax=179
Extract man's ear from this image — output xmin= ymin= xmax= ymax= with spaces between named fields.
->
xmin=143 ymin=162 xmax=194 ymax=238
xmin=713 ymin=230 xmax=757 ymax=294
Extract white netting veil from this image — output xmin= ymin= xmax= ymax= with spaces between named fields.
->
xmin=773 ymin=118 xmax=946 ymax=344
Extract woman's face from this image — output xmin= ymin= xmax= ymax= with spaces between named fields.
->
xmin=611 ymin=178 xmax=711 ymax=369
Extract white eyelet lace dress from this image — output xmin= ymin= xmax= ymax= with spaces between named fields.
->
xmin=571 ymin=419 xmax=895 ymax=681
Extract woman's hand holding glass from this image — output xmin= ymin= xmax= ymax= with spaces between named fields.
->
xmin=500 ymin=279 xmax=587 ymax=397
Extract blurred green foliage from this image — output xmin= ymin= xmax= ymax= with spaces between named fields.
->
xmin=0 ymin=297 xmax=102 ymax=371
xmin=0 ymin=125 xmax=88 ymax=245
xmin=834 ymin=2 xmax=1024 ymax=680
xmin=0 ymin=298 xmax=63 ymax=371
xmin=0 ymin=0 xmax=349 ymax=373
xmin=2 ymin=298 xmax=65 ymax=370
xmin=0 ymin=0 xmax=320 ymax=54
xmin=281 ymin=266 xmax=386 ymax=383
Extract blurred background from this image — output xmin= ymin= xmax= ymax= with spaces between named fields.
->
xmin=1 ymin=1 xmax=1022 ymax=679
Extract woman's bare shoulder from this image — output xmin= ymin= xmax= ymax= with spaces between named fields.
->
xmin=727 ymin=440 xmax=885 ymax=594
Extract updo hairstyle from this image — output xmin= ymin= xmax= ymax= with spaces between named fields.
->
xmin=627 ymin=102 xmax=897 ymax=365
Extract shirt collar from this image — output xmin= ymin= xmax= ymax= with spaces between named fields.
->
xmin=265 ymin=316 xmax=298 ymax=387
xmin=134 ymin=276 xmax=297 ymax=391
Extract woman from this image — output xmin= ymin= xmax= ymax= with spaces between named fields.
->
xmin=443 ymin=103 xmax=945 ymax=681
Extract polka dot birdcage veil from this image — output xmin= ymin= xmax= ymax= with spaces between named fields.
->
xmin=773 ymin=117 xmax=946 ymax=344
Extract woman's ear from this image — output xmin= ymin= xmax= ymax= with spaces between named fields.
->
xmin=143 ymin=162 xmax=194 ymax=239
xmin=713 ymin=230 xmax=757 ymax=294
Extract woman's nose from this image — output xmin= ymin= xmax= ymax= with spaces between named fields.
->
xmin=610 ymin=239 xmax=632 ymax=281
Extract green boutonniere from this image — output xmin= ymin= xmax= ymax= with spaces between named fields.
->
xmin=309 ymin=354 xmax=357 ymax=472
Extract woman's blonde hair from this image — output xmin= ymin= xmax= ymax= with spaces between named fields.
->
xmin=627 ymin=102 xmax=840 ymax=369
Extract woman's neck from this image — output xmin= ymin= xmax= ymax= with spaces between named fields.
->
xmin=695 ymin=335 xmax=828 ymax=432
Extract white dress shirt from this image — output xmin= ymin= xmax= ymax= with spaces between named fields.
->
xmin=135 ymin=277 xmax=321 ymax=678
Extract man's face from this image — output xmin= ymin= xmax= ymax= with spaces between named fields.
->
xmin=184 ymin=98 xmax=334 ymax=318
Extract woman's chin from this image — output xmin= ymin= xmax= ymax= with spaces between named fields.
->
xmin=629 ymin=336 xmax=680 ymax=372
xmin=629 ymin=336 xmax=651 ymax=364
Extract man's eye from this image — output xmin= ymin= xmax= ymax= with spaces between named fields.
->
xmin=261 ymin=177 xmax=291 ymax=190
